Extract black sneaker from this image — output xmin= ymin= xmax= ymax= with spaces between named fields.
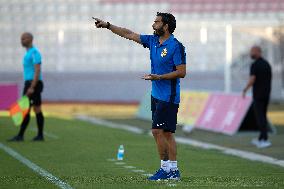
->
xmin=7 ymin=135 xmax=24 ymax=142
xmin=32 ymin=135 xmax=44 ymax=141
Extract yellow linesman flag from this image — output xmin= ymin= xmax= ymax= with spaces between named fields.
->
xmin=9 ymin=96 xmax=30 ymax=126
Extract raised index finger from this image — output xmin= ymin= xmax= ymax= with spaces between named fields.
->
xmin=92 ymin=17 xmax=100 ymax=22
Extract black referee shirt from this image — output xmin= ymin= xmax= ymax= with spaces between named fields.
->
xmin=250 ymin=57 xmax=272 ymax=100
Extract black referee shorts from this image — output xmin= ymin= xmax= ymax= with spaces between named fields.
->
xmin=151 ymin=96 xmax=179 ymax=133
xmin=23 ymin=80 xmax=44 ymax=106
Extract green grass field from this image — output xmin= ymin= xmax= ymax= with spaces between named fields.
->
xmin=1 ymin=116 xmax=284 ymax=189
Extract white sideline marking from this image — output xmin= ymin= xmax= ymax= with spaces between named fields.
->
xmin=0 ymin=143 xmax=73 ymax=189
xmin=115 ymin=162 xmax=126 ymax=165
xmin=76 ymin=115 xmax=144 ymax=134
xmin=80 ymin=115 xmax=284 ymax=168
xmin=29 ymin=128 xmax=59 ymax=139
xmin=175 ymin=137 xmax=284 ymax=168
xmin=124 ymin=166 xmax=136 ymax=169
xmin=132 ymin=169 xmax=145 ymax=173
xmin=168 ymin=184 xmax=177 ymax=187
xmin=142 ymin=173 xmax=153 ymax=177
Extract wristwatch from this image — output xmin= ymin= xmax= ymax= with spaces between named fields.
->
xmin=106 ymin=22 xmax=111 ymax=29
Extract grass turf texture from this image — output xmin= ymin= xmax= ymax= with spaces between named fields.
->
xmin=0 ymin=116 xmax=284 ymax=189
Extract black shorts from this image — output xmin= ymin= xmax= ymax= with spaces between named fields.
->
xmin=23 ymin=80 xmax=44 ymax=106
xmin=151 ymin=96 xmax=179 ymax=133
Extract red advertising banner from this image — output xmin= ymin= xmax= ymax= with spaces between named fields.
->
xmin=0 ymin=84 xmax=18 ymax=110
xmin=195 ymin=93 xmax=252 ymax=135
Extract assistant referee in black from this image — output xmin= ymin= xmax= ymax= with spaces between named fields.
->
xmin=243 ymin=46 xmax=272 ymax=148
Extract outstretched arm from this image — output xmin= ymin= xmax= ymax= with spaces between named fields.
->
xmin=93 ymin=18 xmax=141 ymax=44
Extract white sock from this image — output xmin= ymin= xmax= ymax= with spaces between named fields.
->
xmin=169 ymin=161 xmax=178 ymax=171
xmin=161 ymin=160 xmax=170 ymax=173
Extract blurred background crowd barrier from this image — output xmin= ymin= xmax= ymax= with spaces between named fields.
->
xmin=0 ymin=0 xmax=283 ymax=102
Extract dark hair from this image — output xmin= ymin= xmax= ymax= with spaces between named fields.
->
xmin=22 ymin=32 xmax=33 ymax=40
xmin=156 ymin=12 xmax=176 ymax=34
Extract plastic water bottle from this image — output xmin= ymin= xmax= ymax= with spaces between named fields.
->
xmin=117 ymin=145 xmax=124 ymax=161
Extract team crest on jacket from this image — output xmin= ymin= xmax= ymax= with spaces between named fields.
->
xmin=161 ymin=48 xmax=167 ymax=57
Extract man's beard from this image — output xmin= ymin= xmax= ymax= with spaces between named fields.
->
xmin=250 ymin=55 xmax=257 ymax=60
xmin=153 ymin=27 xmax=165 ymax=36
